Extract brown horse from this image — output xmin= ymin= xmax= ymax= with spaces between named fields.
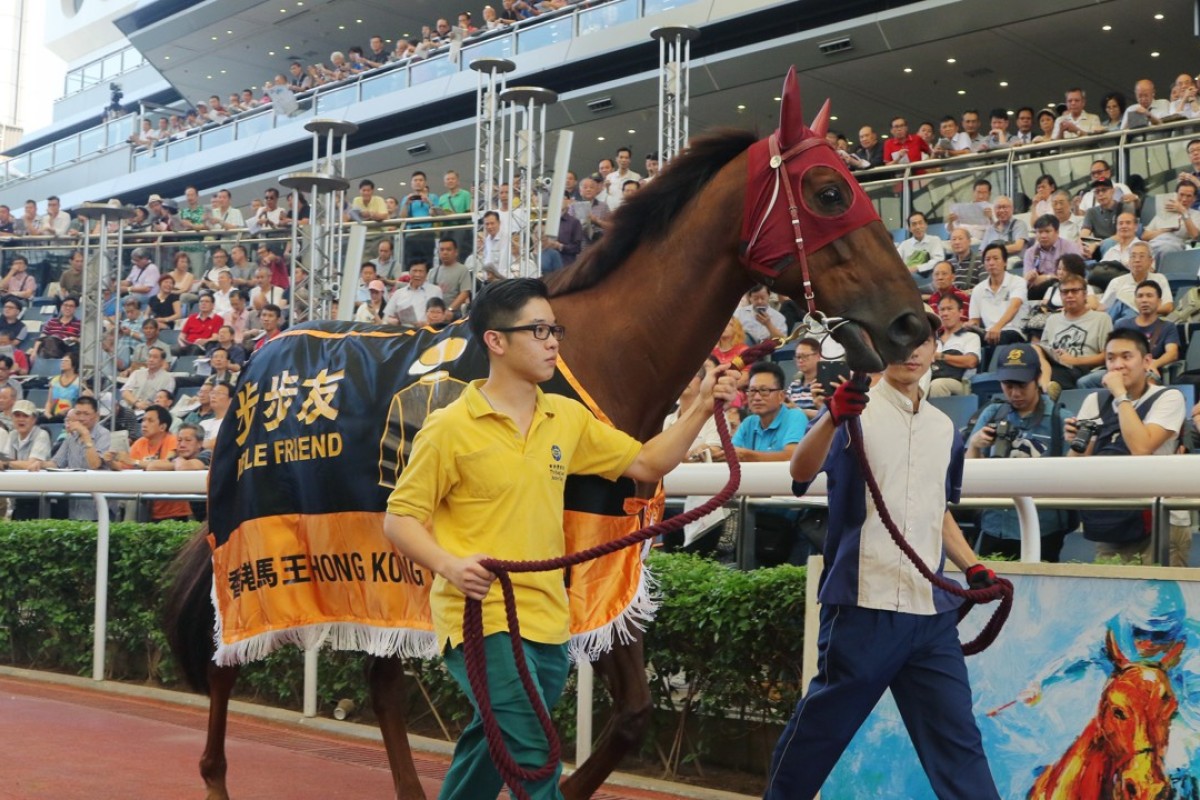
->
xmin=1028 ymin=629 xmax=1183 ymax=800
xmin=163 ymin=66 xmax=927 ymax=800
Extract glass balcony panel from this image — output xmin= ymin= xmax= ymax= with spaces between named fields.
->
xmin=643 ymin=0 xmax=698 ymax=14
xmin=201 ymin=125 xmax=235 ymax=149
xmin=410 ymin=54 xmax=456 ymax=86
xmin=235 ymin=112 xmax=275 ymax=137
xmin=518 ymin=17 xmax=572 ymax=53
xmin=79 ymin=126 xmax=105 ymax=155
xmin=578 ymin=0 xmax=637 ymax=36
xmin=53 ymin=137 xmax=80 ymax=167
xmin=361 ymin=69 xmax=406 ymax=101
xmin=315 ymin=85 xmax=357 ymax=112
xmin=463 ymin=35 xmax=514 ymax=61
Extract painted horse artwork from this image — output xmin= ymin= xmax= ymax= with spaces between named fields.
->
xmin=163 ymin=67 xmax=929 ymax=800
xmin=1028 ymin=629 xmax=1183 ymax=800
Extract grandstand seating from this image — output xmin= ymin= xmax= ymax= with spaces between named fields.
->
xmin=929 ymin=394 xmax=979 ymax=434
xmin=1160 ymin=250 xmax=1200 ymax=293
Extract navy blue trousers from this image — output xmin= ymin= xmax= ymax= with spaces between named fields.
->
xmin=764 ymin=604 xmax=999 ymax=800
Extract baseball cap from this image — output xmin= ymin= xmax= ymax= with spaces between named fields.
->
xmin=147 ymin=193 xmax=164 ymax=205
xmin=368 ymin=279 xmax=386 ymax=292
xmin=12 ymin=399 xmax=37 ymax=417
xmin=995 ymin=343 xmax=1040 ymax=383
xmin=1090 ymin=178 xmax=1114 ymax=190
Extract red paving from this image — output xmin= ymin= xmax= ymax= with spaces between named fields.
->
xmin=0 ymin=675 xmax=699 ymax=800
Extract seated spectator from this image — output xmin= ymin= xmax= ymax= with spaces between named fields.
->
xmin=182 ymin=382 xmax=213 ymax=426
xmin=356 ymin=279 xmax=387 ymax=324
xmin=206 ymin=347 xmax=239 ymax=384
xmin=0 ymin=255 xmax=37 ymax=302
xmin=206 ymin=325 xmax=246 ymax=366
xmin=1100 ymin=91 xmax=1127 ymax=132
xmin=1 ymin=399 xmax=53 ymax=473
xmin=357 ymin=262 xmax=379 ymax=305
xmin=715 ymin=362 xmax=807 ymax=463
xmin=956 ymin=109 xmax=988 ymax=153
xmin=122 ymin=247 xmax=160 ymax=306
xmin=1024 ymin=215 xmax=1082 ymax=297
xmin=256 ymin=244 xmax=289 ymax=289
xmin=152 ymin=389 xmax=179 ymax=429
xmin=969 ymin=242 xmax=1028 ymax=348
xmin=896 ymin=211 xmax=945 ymax=273
xmin=129 ymin=318 xmax=164 ymax=372
xmin=1120 ymin=79 xmax=1169 ymax=129
xmin=1168 ymin=74 xmax=1200 ymax=118
xmin=1080 ymin=179 xmax=1123 ymax=257
xmin=930 ymin=294 xmax=981 ymax=397
xmin=31 ymin=296 xmax=81 ymax=360
xmin=1052 ymin=87 xmax=1104 ymax=139
xmin=317 ymin=52 xmax=350 ymax=82
xmin=1078 ymin=161 xmax=1137 ymax=213
xmin=424 ymin=297 xmax=450 ymax=330
xmin=931 ymin=115 xmax=963 ymax=157
xmin=175 ymin=293 xmax=224 ymax=356
xmin=1098 ymin=212 xmax=1142 ymax=265
xmin=1029 ymin=253 xmax=1097 ymax=339
xmin=167 ymin=251 xmax=199 ymax=305
xmin=1051 ymin=190 xmax=1084 ymax=243
xmin=928 ymin=261 xmax=971 ymax=316
xmin=1034 ymin=273 xmax=1112 ymax=392
xmin=227 ymin=244 xmax=256 ymax=289
xmin=980 ymin=196 xmax=1028 ymax=257
xmin=1010 ymin=107 xmax=1037 ymax=146
xmin=147 ymin=273 xmax=183 ymax=328
xmin=1115 ymin=281 xmax=1182 ymax=383
xmin=249 ymin=266 xmax=288 ymax=312
xmin=550 ymin=201 xmax=583 ymax=269
xmin=945 ymin=227 xmax=984 ymax=291
xmin=108 ymin=405 xmax=193 ymax=519
xmin=1099 ymin=242 xmax=1172 ymax=321
xmin=384 ymin=260 xmax=442 ymax=327
xmin=0 ymin=354 xmax=22 ymax=399
xmin=122 ymin=346 xmax=176 ymax=411
xmin=248 ymin=188 xmax=289 ymax=235
xmin=253 ymin=304 xmax=284 ymax=351
xmin=735 ymin=285 xmax=787 ymax=343
xmin=784 ymin=338 xmax=823 ymax=420
xmin=711 ymin=317 xmax=749 ymax=367
xmin=28 ymin=397 xmax=111 ymax=518
xmin=0 ymin=332 xmax=28 ymax=376
xmin=210 ymin=269 xmax=235 ymax=317
xmin=201 ymin=380 xmax=233 ymax=447
xmin=0 ymin=385 xmax=14 ymax=430
xmin=1029 ymin=175 xmax=1056 ymax=219
xmin=44 ymin=352 xmax=82 ymax=420
xmin=0 ymin=298 xmax=26 ymax=345
xmin=946 ymin=179 xmax=993 ymax=242
xmin=965 ymin=344 xmax=1073 ymax=561
xmin=1142 ymin=182 xmax=1200 ymax=257
xmin=223 ymin=289 xmax=250 ymax=344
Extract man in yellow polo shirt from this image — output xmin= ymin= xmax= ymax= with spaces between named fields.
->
xmin=384 ymin=278 xmax=738 ymax=800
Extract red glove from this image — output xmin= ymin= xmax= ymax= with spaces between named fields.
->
xmin=966 ymin=563 xmax=997 ymax=589
xmin=828 ymin=378 xmax=869 ymax=426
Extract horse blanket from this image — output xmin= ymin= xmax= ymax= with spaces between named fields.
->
xmin=207 ymin=320 xmax=660 ymax=665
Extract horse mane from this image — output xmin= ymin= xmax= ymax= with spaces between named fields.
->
xmin=545 ymin=128 xmax=758 ymax=297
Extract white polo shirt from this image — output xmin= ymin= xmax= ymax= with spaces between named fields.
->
xmin=970 ymin=272 xmax=1028 ymax=334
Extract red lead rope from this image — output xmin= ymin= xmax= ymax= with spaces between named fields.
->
xmin=460 ymin=341 xmax=1012 ymax=797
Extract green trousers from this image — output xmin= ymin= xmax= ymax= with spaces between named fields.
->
xmin=440 ymin=634 xmax=570 ymax=800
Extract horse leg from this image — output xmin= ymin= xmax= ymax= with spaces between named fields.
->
xmin=560 ymin=635 xmax=652 ymax=800
xmin=369 ymin=656 xmax=427 ymax=800
xmin=200 ymin=663 xmax=238 ymax=800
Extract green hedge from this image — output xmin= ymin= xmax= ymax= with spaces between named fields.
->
xmin=0 ymin=522 xmax=805 ymax=775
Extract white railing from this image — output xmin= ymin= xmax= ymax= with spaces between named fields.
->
xmin=2 ymin=455 xmax=1196 ymax=752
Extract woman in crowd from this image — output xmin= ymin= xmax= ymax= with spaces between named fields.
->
xmin=44 ymin=352 xmax=82 ymax=421
xmin=148 ymin=274 xmax=183 ymax=328
xmin=355 ymin=280 xmax=387 ymax=324
xmin=1033 ymin=109 xmax=1057 ymax=143
xmin=1101 ymin=91 xmax=1127 ymax=132
xmin=168 ymin=251 xmax=199 ymax=307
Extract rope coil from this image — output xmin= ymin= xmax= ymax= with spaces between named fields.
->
xmin=460 ymin=339 xmax=1012 ymax=797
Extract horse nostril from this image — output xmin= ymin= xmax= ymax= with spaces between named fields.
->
xmin=887 ymin=310 xmax=928 ymax=348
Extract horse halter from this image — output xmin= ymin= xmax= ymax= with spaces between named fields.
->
xmin=739 ymin=130 xmax=879 ymax=345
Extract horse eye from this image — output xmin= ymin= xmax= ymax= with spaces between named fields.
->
xmin=819 ymin=186 xmax=843 ymax=206
xmin=1113 ymin=708 xmax=1127 ymax=720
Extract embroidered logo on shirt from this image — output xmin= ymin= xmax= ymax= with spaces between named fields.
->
xmin=551 ymin=444 xmax=562 ymax=461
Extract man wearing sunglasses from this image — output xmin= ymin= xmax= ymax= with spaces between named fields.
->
xmin=383 ymin=278 xmax=739 ymax=800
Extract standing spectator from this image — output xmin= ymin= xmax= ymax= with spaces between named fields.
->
xmin=351 ymin=178 xmax=390 ymax=222
xmin=210 ymin=269 xmax=235 ymax=317
xmin=256 ymin=244 xmax=289 ymax=289
xmin=249 ymin=188 xmax=289 ymax=235
xmin=1052 ymin=87 xmax=1104 ymax=139
xmin=604 ymin=147 xmax=642 ymax=211
xmin=1010 ymin=107 xmax=1036 ymax=146
xmin=177 ymin=186 xmax=208 ymax=276
xmin=1114 ymin=281 xmax=1182 ymax=383
xmin=1066 ymin=330 xmax=1187 ymax=564
xmin=429 ymin=238 xmax=472 ymax=317
xmin=1120 ymin=79 xmax=1169 ymax=129
xmin=204 ymin=189 xmax=245 ymax=232
xmin=966 ymin=343 xmax=1073 ymax=561
xmin=1034 ymin=272 xmax=1112 ymax=392
xmin=844 ymin=126 xmax=884 ymax=170
xmin=57 ymin=250 xmax=85 ymax=301
xmin=1100 ymin=91 xmax=1127 ymax=132
xmin=573 ymin=176 xmax=610 ymax=254
xmin=400 ymin=173 xmax=437 ymax=262
xmin=1168 ymin=74 xmax=1200 ymax=118
xmin=550 ymin=202 xmax=583 ymax=268
xmin=437 ymin=170 xmax=472 ymax=226
xmin=896 ymin=211 xmax=945 ymax=273
xmin=227 ymin=244 xmax=256 ymax=288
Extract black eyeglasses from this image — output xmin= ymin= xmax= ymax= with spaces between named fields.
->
xmin=746 ymin=387 xmax=782 ymax=396
xmin=493 ymin=323 xmax=566 ymax=341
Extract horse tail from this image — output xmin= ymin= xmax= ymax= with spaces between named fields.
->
xmin=163 ymin=523 xmax=217 ymax=695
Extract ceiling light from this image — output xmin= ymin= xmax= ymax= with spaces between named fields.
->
xmin=1151 ymin=51 xmax=1161 ymax=57
xmin=206 ymin=75 xmax=213 ymax=79
xmin=627 ymin=129 xmax=636 ymax=134
xmin=220 ymin=69 xmax=226 ymax=74
xmin=1102 ymin=24 xmax=1112 ymax=30
xmin=830 ymin=115 xmax=838 ymax=121
xmin=881 ymin=134 xmax=889 ymax=139
xmin=284 ymin=45 xmax=291 ymax=50
xmin=280 ymin=7 xmax=286 ymax=12
xmin=1007 ymin=110 xmax=1014 ymax=116
xmin=903 ymin=67 xmax=912 ymax=73
xmin=999 ymin=81 xmax=1008 ymax=87
xmin=164 ymin=55 xmax=171 ymax=60
xmin=338 ymin=24 xmax=345 ymax=29
xmin=773 ymin=96 xmax=781 ymax=101
xmin=268 ymin=51 xmax=275 ymax=56
xmin=356 ymin=18 xmax=363 ymax=23
xmin=226 ymin=30 xmax=233 ymax=34
xmin=1154 ymin=13 xmax=1163 ymax=19
xmin=597 ymin=136 xmax=606 ymax=141
xmin=957 ymin=89 xmax=966 ymax=95
xmin=211 ymin=36 xmax=219 ymax=40
xmin=737 ymin=104 xmax=746 ymax=110
xmin=946 ymin=57 xmax=956 ymax=64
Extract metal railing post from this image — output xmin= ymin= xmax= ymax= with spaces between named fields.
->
xmin=91 ymin=493 xmax=111 ymax=682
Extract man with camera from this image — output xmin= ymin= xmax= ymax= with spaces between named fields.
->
xmin=967 ymin=343 xmax=1072 ymax=561
xmin=1065 ymin=329 xmax=1188 ymax=564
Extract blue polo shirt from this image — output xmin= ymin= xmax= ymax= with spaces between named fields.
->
xmin=732 ymin=405 xmax=808 ymax=452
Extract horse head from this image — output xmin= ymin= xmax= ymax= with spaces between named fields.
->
xmin=1104 ymin=629 xmax=1182 ymax=800
xmin=740 ymin=66 xmax=928 ymax=372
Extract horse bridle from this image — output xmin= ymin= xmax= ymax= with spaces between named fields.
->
xmin=742 ymin=132 xmax=854 ymax=347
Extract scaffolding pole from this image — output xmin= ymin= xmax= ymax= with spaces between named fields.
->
xmin=650 ymin=26 xmax=700 ymax=167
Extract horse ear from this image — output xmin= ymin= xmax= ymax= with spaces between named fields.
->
xmin=778 ymin=66 xmax=805 ymax=148
xmin=810 ymin=99 xmax=832 ymax=139
xmin=1105 ymin=628 xmax=1130 ymax=670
